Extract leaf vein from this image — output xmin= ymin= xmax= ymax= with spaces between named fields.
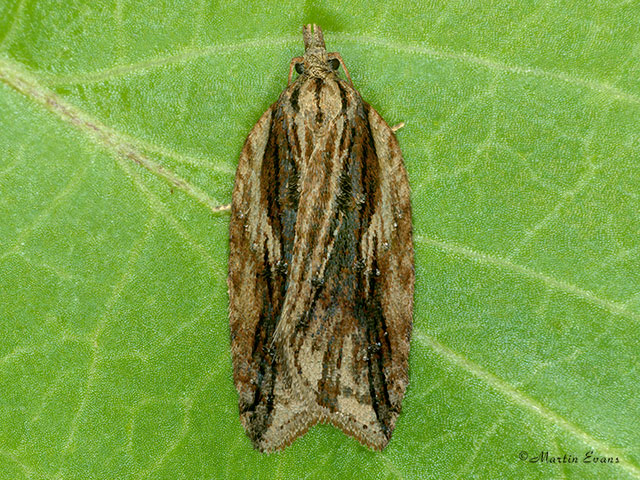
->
xmin=415 ymin=234 xmax=639 ymax=322
xmin=46 ymin=35 xmax=299 ymax=86
xmin=42 ymin=32 xmax=640 ymax=108
xmin=508 ymin=162 xmax=602 ymax=260
xmin=0 ymin=59 xmax=230 ymax=215
xmin=334 ymin=33 xmax=640 ymax=106
xmin=0 ymin=164 xmax=87 ymax=260
xmin=0 ymin=0 xmax=27 ymax=51
xmin=54 ymin=217 xmax=155 ymax=479
xmin=135 ymin=371 xmax=214 ymax=480
xmin=0 ymin=448 xmax=34 ymax=479
xmin=413 ymin=330 xmax=640 ymax=478
xmin=116 ymin=158 xmax=221 ymax=271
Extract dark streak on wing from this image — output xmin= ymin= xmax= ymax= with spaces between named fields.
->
xmin=289 ymin=83 xmax=301 ymax=113
xmin=240 ymin=114 xmax=279 ymax=439
xmin=353 ymin=105 xmax=396 ymax=436
xmin=236 ymin=100 xmax=301 ymax=443
xmin=363 ymin=257 xmax=393 ymax=436
xmin=336 ymin=81 xmax=348 ymax=113
xmin=314 ymin=77 xmax=324 ymax=125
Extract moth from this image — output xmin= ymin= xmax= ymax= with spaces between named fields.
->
xmin=228 ymin=24 xmax=414 ymax=452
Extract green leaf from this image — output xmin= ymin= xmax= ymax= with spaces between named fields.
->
xmin=1 ymin=1 xmax=638 ymax=479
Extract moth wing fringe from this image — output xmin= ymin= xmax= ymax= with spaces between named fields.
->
xmin=246 ymin=405 xmax=394 ymax=452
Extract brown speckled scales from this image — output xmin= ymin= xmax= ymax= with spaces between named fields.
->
xmin=228 ymin=24 xmax=414 ymax=452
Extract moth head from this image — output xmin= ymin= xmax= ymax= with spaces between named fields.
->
xmin=295 ymin=24 xmax=344 ymax=80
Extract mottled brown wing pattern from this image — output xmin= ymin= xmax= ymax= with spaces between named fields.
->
xmin=227 ymin=103 xmax=290 ymax=444
xmin=228 ymin=24 xmax=413 ymax=453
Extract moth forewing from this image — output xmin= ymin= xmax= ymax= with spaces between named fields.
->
xmin=228 ymin=24 xmax=414 ymax=452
